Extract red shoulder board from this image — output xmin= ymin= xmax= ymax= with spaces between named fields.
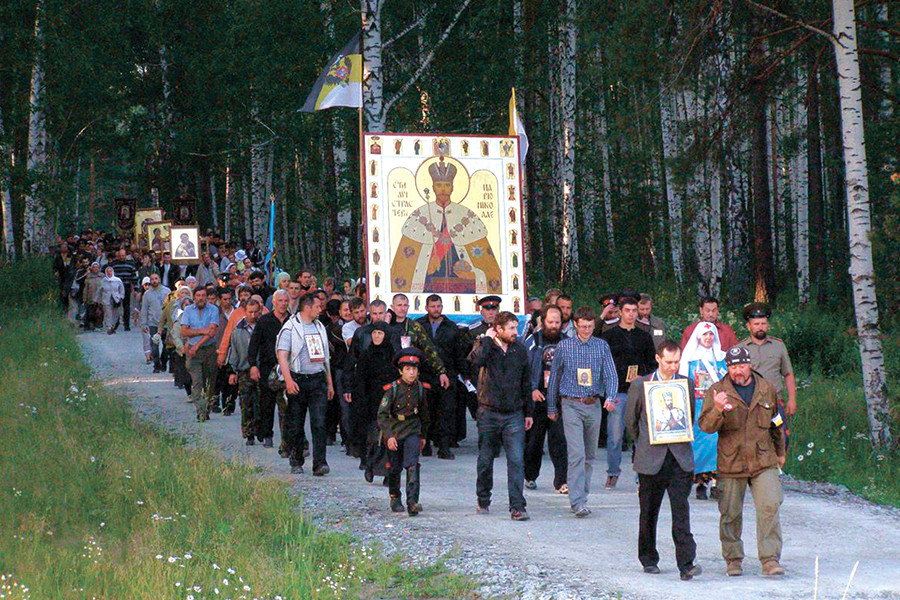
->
xmin=382 ymin=382 xmax=394 ymax=391
xmin=422 ymin=382 xmax=431 ymax=390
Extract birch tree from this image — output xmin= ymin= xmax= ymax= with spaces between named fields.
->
xmin=0 ymin=75 xmax=14 ymax=260
xmin=659 ymin=90 xmax=684 ymax=284
xmin=23 ymin=1 xmax=49 ymax=255
xmin=559 ymin=0 xmax=579 ymax=282
xmin=831 ymin=0 xmax=891 ymax=449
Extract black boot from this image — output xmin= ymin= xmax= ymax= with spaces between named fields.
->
xmin=390 ymin=496 xmax=404 ymax=513
xmin=406 ymin=465 xmax=421 ymax=515
xmin=421 ymin=440 xmax=433 ymax=457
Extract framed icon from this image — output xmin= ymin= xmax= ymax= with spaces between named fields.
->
xmin=146 ymin=220 xmax=172 ymax=255
xmin=643 ymin=379 xmax=694 ymax=445
xmin=170 ymin=225 xmax=201 ymax=264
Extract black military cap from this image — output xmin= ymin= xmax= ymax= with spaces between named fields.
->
xmin=478 ymin=295 xmax=502 ymax=309
xmin=394 ymin=347 xmax=425 ymax=368
xmin=743 ymin=302 xmax=772 ymax=321
xmin=725 ymin=346 xmax=752 ymax=366
xmin=618 ymin=288 xmax=641 ymax=303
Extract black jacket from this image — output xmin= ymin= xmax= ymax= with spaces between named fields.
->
xmin=468 ymin=337 xmax=533 ymax=417
xmin=416 ymin=315 xmax=469 ymax=379
xmin=247 ymin=311 xmax=287 ymax=378
xmin=601 ymin=325 xmax=657 ymax=394
xmin=342 ymin=323 xmax=401 ymax=395
xmin=355 ymin=341 xmax=398 ymax=418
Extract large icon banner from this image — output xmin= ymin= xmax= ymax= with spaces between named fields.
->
xmin=363 ymin=133 xmax=527 ymax=316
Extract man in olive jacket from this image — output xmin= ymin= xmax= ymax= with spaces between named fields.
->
xmin=625 ymin=340 xmax=701 ymax=581
xmin=699 ymin=346 xmax=786 ymax=578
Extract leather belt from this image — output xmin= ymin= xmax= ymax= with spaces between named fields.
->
xmin=561 ymin=395 xmax=599 ymax=405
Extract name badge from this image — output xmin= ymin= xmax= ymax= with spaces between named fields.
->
xmin=577 ymin=368 xmax=592 ymax=387
xmin=626 ymin=365 xmax=639 ymax=383
xmin=772 ymin=413 xmax=783 ymax=427
xmin=305 ymin=333 xmax=326 ymax=363
xmin=653 ymin=329 xmax=663 ymax=337
xmin=400 ymin=335 xmax=412 ymax=349
xmin=398 ymin=414 xmax=406 ymax=421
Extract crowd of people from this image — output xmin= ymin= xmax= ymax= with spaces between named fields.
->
xmin=51 ymin=229 xmax=798 ymax=581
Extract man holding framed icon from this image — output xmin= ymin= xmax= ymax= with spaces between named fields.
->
xmin=625 ymin=340 xmax=701 ymax=581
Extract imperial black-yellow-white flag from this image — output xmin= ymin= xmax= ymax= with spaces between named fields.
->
xmin=300 ymin=34 xmax=363 ymax=112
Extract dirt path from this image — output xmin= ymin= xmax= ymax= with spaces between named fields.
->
xmin=80 ymin=329 xmax=900 ymax=599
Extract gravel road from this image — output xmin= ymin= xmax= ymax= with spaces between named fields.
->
xmin=79 ymin=329 xmax=900 ymax=599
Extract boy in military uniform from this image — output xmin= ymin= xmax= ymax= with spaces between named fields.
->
xmin=378 ymin=348 xmax=430 ymax=515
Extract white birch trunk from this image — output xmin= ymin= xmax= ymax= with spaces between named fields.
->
xmin=250 ymin=142 xmax=266 ymax=245
xmin=264 ymin=145 xmax=274 ymax=251
xmin=596 ymin=47 xmax=615 ymax=252
xmin=775 ymin=96 xmax=790 ymax=272
xmin=793 ymin=67 xmax=811 ymax=304
xmin=832 ymin=0 xmax=892 ymax=449
xmin=660 ymin=88 xmax=683 ymax=284
xmin=224 ymin=165 xmax=233 ymax=241
xmin=709 ymin=163 xmax=724 ymax=297
xmin=23 ymin=2 xmax=49 ymax=254
xmin=558 ymin=0 xmax=579 ymax=281
xmin=548 ymin=24 xmax=561 ymax=235
xmin=241 ymin=175 xmax=252 ymax=244
xmin=0 ymin=77 xmax=15 ymax=260
xmin=362 ymin=0 xmax=385 ymax=131
xmin=209 ymin=172 xmax=218 ymax=230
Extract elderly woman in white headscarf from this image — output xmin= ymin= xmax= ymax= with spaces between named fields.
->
xmin=679 ymin=321 xmax=727 ymax=500
xmin=95 ymin=265 xmax=126 ymax=334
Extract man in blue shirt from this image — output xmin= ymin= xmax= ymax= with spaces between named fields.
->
xmin=547 ymin=306 xmax=618 ymax=517
xmin=181 ymin=286 xmax=220 ymax=421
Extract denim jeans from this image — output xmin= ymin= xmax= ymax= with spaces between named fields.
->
xmin=606 ymin=392 xmax=628 ymax=476
xmin=476 ymin=408 xmax=526 ymax=512
xmin=285 ymin=371 xmax=328 ymax=469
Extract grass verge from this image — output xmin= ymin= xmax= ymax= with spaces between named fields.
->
xmin=0 ymin=260 xmax=476 ymax=599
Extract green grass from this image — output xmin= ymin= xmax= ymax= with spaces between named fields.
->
xmin=0 ymin=260 xmax=477 ymax=599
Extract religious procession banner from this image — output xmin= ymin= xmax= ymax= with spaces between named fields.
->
xmin=362 ymin=133 xmax=527 ymax=317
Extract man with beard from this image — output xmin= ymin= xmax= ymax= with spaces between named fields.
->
xmin=738 ymin=303 xmax=796 ymax=449
xmin=556 ymin=294 xmax=575 ymax=338
xmin=180 ymin=287 xmax=220 ymax=421
xmin=416 ymin=294 xmax=468 ymax=459
xmin=523 ymin=305 xmax=569 ymax=493
xmin=247 ymin=270 xmax=274 ymax=303
xmin=469 ymin=311 xmax=533 ymax=520
xmin=699 ymin=346 xmax=787 ymax=577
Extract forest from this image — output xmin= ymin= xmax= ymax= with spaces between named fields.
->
xmin=0 ymin=0 xmax=897 ymax=449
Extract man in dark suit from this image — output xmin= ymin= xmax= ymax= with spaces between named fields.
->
xmin=625 ymin=339 xmax=702 ymax=581
xmin=158 ymin=251 xmax=180 ymax=291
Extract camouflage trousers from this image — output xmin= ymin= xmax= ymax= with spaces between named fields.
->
xmin=236 ymin=370 xmax=259 ymax=440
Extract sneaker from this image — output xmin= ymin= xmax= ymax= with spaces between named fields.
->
xmin=390 ymin=497 xmax=404 ymax=513
xmin=605 ymin=476 xmax=618 ymax=489
xmin=761 ymin=560 xmax=785 ymax=577
xmin=437 ymin=448 xmax=455 ymax=460
xmin=696 ymin=484 xmax=708 ymax=500
xmin=245 ymin=438 xmax=255 ymax=446
xmin=524 ymin=480 xmax=537 ymax=490
xmin=407 ymin=503 xmax=422 ymax=516
xmin=476 ymin=505 xmax=490 ymax=515
xmin=726 ymin=559 xmax=743 ymax=577
xmin=510 ymin=509 xmax=530 ymax=521
xmin=312 ymin=464 xmax=330 ymax=477
xmin=556 ymin=484 xmax=569 ymax=495
xmin=643 ymin=565 xmax=661 ymax=574
xmin=290 ymin=465 xmax=303 ymax=474
xmin=573 ymin=505 xmax=591 ymax=518
xmin=262 ymin=437 xmax=273 ymax=448
xmin=680 ymin=564 xmax=702 ymax=581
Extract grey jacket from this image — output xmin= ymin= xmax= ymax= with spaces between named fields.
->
xmin=139 ymin=285 xmax=171 ymax=328
xmin=624 ymin=371 xmax=695 ymax=475
xmin=227 ymin=317 xmax=256 ymax=372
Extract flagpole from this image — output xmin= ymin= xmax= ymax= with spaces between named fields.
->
xmin=358 ymin=24 xmax=368 ymax=289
